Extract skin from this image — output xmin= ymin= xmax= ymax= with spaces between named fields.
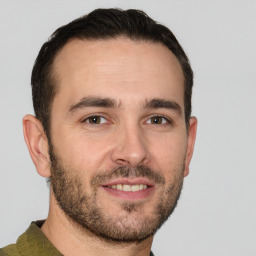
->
xmin=23 ymin=37 xmax=197 ymax=256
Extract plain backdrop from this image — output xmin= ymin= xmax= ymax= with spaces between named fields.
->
xmin=0 ymin=0 xmax=255 ymax=255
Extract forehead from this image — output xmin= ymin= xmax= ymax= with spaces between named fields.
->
xmin=52 ymin=37 xmax=184 ymax=110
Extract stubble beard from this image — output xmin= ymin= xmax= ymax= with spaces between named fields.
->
xmin=49 ymin=144 xmax=184 ymax=243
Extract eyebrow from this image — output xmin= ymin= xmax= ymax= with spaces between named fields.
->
xmin=144 ymin=98 xmax=182 ymax=115
xmin=69 ymin=97 xmax=118 ymax=113
xmin=68 ymin=96 xmax=182 ymax=116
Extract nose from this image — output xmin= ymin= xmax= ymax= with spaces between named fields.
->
xmin=111 ymin=125 xmax=149 ymax=167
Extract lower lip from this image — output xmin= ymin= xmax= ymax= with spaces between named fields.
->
xmin=102 ymin=186 xmax=155 ymax=200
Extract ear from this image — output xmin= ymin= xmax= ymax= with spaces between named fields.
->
xmin=23 ymin=114 xmax=51 ymax=178
xmin=184 ymin=117 xmax=197 ymax=177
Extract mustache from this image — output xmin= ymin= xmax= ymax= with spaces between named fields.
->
xmin=91 ymin=165 xmax=166 ymax=186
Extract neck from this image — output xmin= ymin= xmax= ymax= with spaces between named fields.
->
xmin=41 ymin=191 xmax=153 ymax=256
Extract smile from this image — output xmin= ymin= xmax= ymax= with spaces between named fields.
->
xmin=108 ymin=184 xmax=148 ymax=192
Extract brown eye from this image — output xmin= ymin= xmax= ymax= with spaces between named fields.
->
xmin=86 ymin=116 xmax=107 ymax=124
xmin=152 ymin=117 xmax=163 ymax=124
xmin=146 ymin=116 xmax=169 ymax=125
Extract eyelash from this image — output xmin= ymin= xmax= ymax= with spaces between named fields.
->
xmin=146 ymin=115 xmax=172 ymax=125
xmin=82 ymin=114 xmax=172 ymax=126
xmin=82 ymin=115 xmax=108 ymax=125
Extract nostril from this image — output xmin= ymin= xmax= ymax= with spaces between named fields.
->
xmin=110 ymin=132 xmax=149 ymax=167
xmin=115 ymin=159 xmax=130 ymax=166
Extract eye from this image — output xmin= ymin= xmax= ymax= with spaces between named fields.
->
xmin=85 ymin=116 xmax=107 ymax=124
xmin=146 ymin=116 xmax=169 ymax=125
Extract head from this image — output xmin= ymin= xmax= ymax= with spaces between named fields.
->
xmin=31 ymin=8 xmax=193 ymax=138
xmin=24 ymin=8 xmax=197 ymax=243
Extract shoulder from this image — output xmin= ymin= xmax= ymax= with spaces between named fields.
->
xmin=0 ymin=244 xmax=20 ymax=256
xmin=1 ymin=220 xmax=62 ymax=256
xmin=0 ymin=220 xmax=45 ymax=256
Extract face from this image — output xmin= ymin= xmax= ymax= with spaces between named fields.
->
xmin=48 ymin=38 xmax=196 ymax=242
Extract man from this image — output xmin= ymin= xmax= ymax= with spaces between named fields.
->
xmin=1 ymin=8 xmax=197 ymax=256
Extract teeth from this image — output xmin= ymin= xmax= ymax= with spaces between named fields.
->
xmin=132 ymin=185 xmax=140 ymax=192
xmin=123 ymin=185 xmax=130 ymax=191
xmin=109 ymin=184 xmax=148 ymax=192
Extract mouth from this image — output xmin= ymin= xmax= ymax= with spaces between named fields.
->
xmin=107 ymin=184 xmax=148 ymax=192
xmin=101 ymin=178 xmax=155 ymax=200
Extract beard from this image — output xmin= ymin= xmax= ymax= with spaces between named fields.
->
xmin=49 ymin=144 xmax=184 ymax=243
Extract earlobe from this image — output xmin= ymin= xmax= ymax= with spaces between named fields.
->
xmin=184 ymin=117 xmax=197 ymax=177
xmin=23 ymin=114 xmax=51 ymax=178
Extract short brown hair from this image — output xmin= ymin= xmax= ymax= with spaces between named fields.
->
xmin=31 ymin=8 xmax=193 ymax=137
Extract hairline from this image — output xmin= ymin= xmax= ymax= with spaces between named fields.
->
xmin=46 ymin=36 xmax=187 ymax=137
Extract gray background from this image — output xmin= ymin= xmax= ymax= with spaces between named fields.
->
xmin=0 ymin=0 xmax=255 ymax=255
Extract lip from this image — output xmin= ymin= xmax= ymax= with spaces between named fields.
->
xmin=101 ymin=177 xmax=155 ymax=187
xmin=100 ymin=177 xmax=155 ymax=201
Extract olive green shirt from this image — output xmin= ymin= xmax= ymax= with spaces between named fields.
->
xmin=0 ymin=221 xmax=155 ymax=256
xmin=0 ymin=221 xmax=62 ymax=256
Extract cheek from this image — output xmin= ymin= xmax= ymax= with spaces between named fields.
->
xmin=54 ymin=130 xmax=113 ymax=174
xmin=148 ymin=133 xmax=187 ymax=186
xmin=149 ymin=133 xmax=188 ymax=166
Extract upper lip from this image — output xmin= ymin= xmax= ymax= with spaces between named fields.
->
xmin=100 ymin=177 xmax=155 ymax=187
